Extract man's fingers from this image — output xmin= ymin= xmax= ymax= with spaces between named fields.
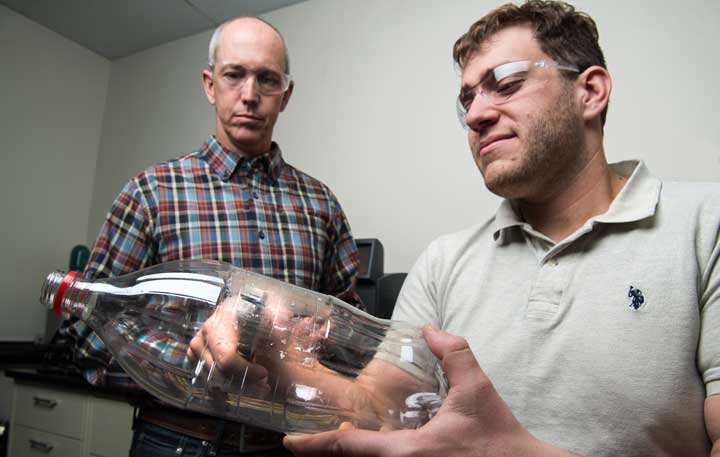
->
xmin=187 ymin=330 xmax=268 ymax=382
xmin=283 ymin=429 xmax=405 ymax=457
xmin=422 ymin=324 xmax=488 ymax=390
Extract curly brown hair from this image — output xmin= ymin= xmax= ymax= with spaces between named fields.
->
xmin=453 ymin=0 xmax=608 ymax=126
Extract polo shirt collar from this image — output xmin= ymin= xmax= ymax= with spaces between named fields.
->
xmin=594 ymin=160 xmax=660 ymax=224
xmin=200 ymin=135 xmax=285 ymax=182
xmin=492 ymin=160 xmax=661 ymax=243
xmin=492 ymin=199 xmax=527 ymax=243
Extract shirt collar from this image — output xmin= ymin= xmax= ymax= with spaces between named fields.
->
xmin=492 ymin=160 xmax=661 ymax=243
xmin=492 ymin=199 xmax=525 ymax=243
xmin=594 ymin=160 xmax=661 ymax=223
xmin=199 ymin=135 xmax=285 ymax=182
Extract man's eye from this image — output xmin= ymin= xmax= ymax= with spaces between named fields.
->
xmin=258 ymin=72 xmax=282 ymax=87
xmin=459 ymin=93 xmax=473 ymax=111
xmin=495 ymin=78 xmax=524 ymax=96
xmin=224 ymin=71 xmax=243 ymax=80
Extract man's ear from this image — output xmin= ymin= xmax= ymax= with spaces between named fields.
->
xmin=202 ymin=68 xmax=216 ymax=105
xmin=577 ymin=65 xmax=611 ymax=123
xmin=280 ymin=80 xmax=294 ymax=112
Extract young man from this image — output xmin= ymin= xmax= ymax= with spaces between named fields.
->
xmin=283 ymin=1 xmax=720 ymax=456
xmin=60 ymin=16 xmax=361 ymax=457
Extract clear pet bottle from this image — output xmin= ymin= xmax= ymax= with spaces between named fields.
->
xmin=40 ymin=259 xmax=445 ymax=434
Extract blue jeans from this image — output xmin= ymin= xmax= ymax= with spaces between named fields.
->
xmin=129 ymin=420 xmax=294 ymax=457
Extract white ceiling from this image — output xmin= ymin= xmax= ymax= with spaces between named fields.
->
xmin=0 ymin=0 xmax=308 ymax=60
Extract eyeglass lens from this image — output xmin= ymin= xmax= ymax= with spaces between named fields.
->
xmin=456 ymin=60 xmax=577 ymax=129
xmin=219 ymin=65 xmax=289 ymax=95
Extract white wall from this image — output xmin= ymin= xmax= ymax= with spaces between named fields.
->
xmin=0 ymin=3 xmax=110 ymax=420
xmin=269 ymin=0 xmax=720 ymax=272
xmin=88 ymin=0 xmax=720 ymax=277
xmin=85 ymin=33 xmax=214 ymax=242
xmin=0 ymin=5 xmax=110 ymax=341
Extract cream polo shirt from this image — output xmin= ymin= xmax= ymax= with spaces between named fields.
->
xmin=393 ymin=160 xmax=720 ymax=456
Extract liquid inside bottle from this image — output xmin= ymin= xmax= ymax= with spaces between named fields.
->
xmin=40 ymin=259 xmax=446 ymax=434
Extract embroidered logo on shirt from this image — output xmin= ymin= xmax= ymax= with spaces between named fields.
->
xmin=627 ymin=286 xmax=645 ymax=310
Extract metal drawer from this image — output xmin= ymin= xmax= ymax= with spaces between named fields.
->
xmin=13 ymin=384 xmax=86 ymax=440
xmin=10 ymin=424 xmax=83 ymax=457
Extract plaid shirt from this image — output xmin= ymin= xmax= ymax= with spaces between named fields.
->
xmin=59 ymin=135 xmax=361 ymax=389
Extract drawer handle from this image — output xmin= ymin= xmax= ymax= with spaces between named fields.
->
xmin=33 ymin=396 xmax=58 ymax=408
xmin=29 ymin=439 xmax=55 ymax=453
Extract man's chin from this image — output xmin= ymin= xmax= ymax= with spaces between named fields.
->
xmin=219 ymin=137 xmax=270 ymax=156
xmin=482 ymin=168 xmax=528 ymax=199
xmin=226 ymin=128 xmax=269 ymax=145
xmin=230 ymin=125 xmax=263 ymax=138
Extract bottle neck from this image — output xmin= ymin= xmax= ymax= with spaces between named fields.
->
xmin=40 ymin=270 xmax=93 ymax=318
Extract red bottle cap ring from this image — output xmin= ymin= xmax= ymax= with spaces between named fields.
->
xmin=53 ymin=271 xmax=79 ymax=314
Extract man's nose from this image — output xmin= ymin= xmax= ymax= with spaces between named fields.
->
xmin=240 ymin=75 xmax=260 ymax=102
xmin=465 ymin=93 xmax=500 ymax=131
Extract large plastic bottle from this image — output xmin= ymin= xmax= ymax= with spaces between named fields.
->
xmin=40 ymin=259 xmax=445 ymax=434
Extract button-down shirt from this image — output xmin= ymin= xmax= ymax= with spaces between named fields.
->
xmin=60 ymin=135 xmax=361 ymax=388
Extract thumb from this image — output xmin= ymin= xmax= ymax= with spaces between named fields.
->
xmin=422 ymin=324 xmax=486 ymax=389
xmin=284 ymin=429 xmax=408 ymax=457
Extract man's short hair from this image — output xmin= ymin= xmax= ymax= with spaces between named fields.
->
xmin=453 ymin=0 xmax=608 ymax=126
xmin=207 ymin=16 xmax=291 ymax=74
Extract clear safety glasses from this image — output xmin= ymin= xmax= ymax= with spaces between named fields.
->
xmin=456 ymin=60 xmax=579 ymax=129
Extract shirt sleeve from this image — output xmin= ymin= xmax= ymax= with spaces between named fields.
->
xmin=319 ymin=191 xmax=363 ymax=309
xmin=391 ymin=241 xmax=442 ymax=328
xmin=58 ymin=177 xmax=155 ymax=389
xmin=699 ymin=199 xmax=720 ymax=397
xmin=85 ymin=177 xmax=157 ymax=279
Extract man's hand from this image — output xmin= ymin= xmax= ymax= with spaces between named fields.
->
xmin=186 ymin=287 xmax=337 ymax=390
xmin=187 ymin=297 xmax=270 ymax=386
xmin=283 ymin=325 xmax=577 ymax=457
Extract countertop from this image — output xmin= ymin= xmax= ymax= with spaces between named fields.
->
xmin=1 ymin=341 xmax=146 ymax=405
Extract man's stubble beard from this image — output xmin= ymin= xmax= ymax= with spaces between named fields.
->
xmin=483 ymin=86 xmax=585 ymax=201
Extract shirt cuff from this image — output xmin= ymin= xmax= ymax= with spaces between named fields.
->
xmin=708 ymin=380 xmax=720 ymax=396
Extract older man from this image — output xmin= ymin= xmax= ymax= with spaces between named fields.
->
xmin=283 ymin=1 xmax=720 ymax=456
xmin=60 ymin=16 xmax=361 ymax=457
